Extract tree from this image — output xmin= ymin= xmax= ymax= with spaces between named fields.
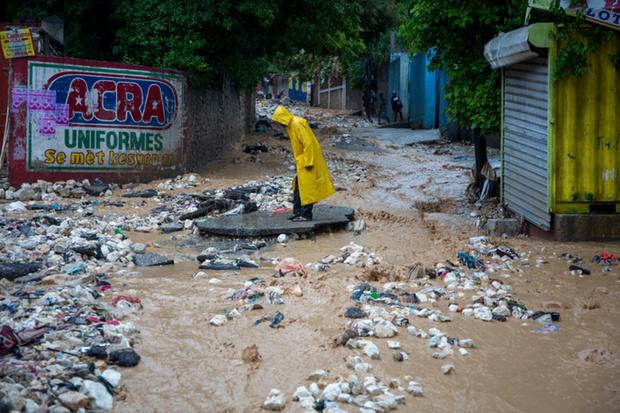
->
xmin=2 ymin=0 xmax=117 ymax=60
xmin=113 ymin=0 xmax=364 ymax=88
xmin=2 ymin=1 xmax=366 ymax=89
xmin=399 ymin=0 xmax=527 ymax=186
xmin=344 ymin=0 xmax=400 ymax=89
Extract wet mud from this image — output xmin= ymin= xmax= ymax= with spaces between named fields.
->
xmin=111 ymin=129 xmax=620 ymax=413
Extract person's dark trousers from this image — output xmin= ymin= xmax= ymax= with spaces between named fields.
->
xmin=393 ymin=110 xmax=403 ymax=122
xmin=293 ymin=176 xmax=314 ymax=219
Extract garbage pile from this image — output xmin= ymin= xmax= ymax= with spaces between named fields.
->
xmin=309 ymin=242 xmax=382 ymax=271
xmin=154 ymin=173 xmax=204 ymax=191
xmin=557 ymin=250 xmax=620 ymax=276
xmin=0 ymin=280 xmax=141 ymax=412
xmin=102 ymin=176 xmax=294 ymax=234
xmin=208 ymin=259 xmax=306 ymax=328
xmin=0 ymin=179 xmax=118 ymax=201
xmin=592 ymin=251 xmax=618 ymax=273
xmin=256 ymin=100 xmax=374 ymax=130
xmin=0 ymin=202 xmax=149 ymax=410
xmin=266 ymin=237 xmax=563 ymax=412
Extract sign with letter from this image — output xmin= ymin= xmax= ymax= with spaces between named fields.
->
xmin=558 ymin=0 xmax=620 ymax=30
xmin=19 ymin=60 xmax=185 ymax=172
xmin=0 ymin=28 xmax=35 ymax=58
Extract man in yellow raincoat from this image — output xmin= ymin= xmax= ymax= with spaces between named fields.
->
xmin=272 ymin=106 xmax=335 ymax=221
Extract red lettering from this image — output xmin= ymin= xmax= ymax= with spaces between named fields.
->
xmin=142 ymin=85 xmax=165 ymax=124
xmin=66 ymin=78 xmax=92 ymax=121
xmin=92 ymin=80 xmax=116 ymax=121
xmin=116 ymin=82 xmax=143 ymax=122
xmin=605 ymin=0 xmax=620 ymax=12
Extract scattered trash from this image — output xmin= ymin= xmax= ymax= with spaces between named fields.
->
xmin=244 ymin=144 xmax=269 ymax=155
xmin=263 ymin=388 xmax=286 ymax=411
xmin=242 ymin=344 xmax=262 ymax=363
xmin=457 ymin=251 xmax=485 ymax=270
xmin=133 ymin=252 xmax=174 ymax=267
xmin=269 ymin=311 xmax=285 ymax=328
xmin=533 ymin=323 xmax=560 ymax=335
xmin=108 ymin=348 xmax=141 ymax=367
xmin=112 ymin=295 xmax=142 ymax=307
xmin=569 ymin=264 xmax=591 ymax=276
xmin=0 ymin=262 xmax=40 ymax=281
xmin=210 ymin=314 xmax=228 ymax=326
xmin=441 ymin=364 xmax=455 ymax=375
xmin=593 ymin=252 xmax=618 ymax=265
xmin=121 ymin=188 xmax=158 ymax=198
xmin=275 ymin=258 xmax=307 ymax=277
xmin=530 ymin=311 xmax=560 ymax=323
xmin=344 ymin=307 xmax=366 ymax=319
xmin=253 ymin=311 xmax=286 ymax=329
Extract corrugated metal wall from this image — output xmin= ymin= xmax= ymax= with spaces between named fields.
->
xmin=503 ymin=56 xmax=551 ymax=229
xmin=553 ymin=33 xmax=620 ymax=213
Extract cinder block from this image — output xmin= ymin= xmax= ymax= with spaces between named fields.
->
xmin=553 ymin=214 xmax=620 ymax=241
xmin=485 ymin=218 xmax=519 ymax=237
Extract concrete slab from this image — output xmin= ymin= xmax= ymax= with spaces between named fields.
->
xmin=486 ymin=218 xmax=519 ymax=237
xmin=552 ymin=214 xmax=620 ymax=241
xmin=331 ymin=135 xmax=387 ymax=153
xmin=195 ymin=205 xmax=355 ymax=237
xmin=353 ymin=127 xmax=440 ymax=148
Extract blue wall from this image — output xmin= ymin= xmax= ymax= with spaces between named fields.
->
xmin=409 ymin=52 xmax=448 ymax=129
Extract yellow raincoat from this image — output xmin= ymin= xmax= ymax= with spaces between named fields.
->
xmin=272 ymin=106 xmax=335 ymax=205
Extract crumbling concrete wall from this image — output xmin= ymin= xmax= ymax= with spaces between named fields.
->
xmin=186 ymin=77 xmax=255 ymax=171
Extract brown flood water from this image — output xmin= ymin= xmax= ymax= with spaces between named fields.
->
xmin=112 ymin=135 xmax=620 ymax=413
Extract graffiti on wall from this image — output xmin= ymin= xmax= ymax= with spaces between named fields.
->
xmin=13 ymin=61 xmax=185 ymax=171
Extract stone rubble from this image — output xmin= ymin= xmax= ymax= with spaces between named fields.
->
xmin=0 ymin=166 xmax=577 ymax=412
xmin=0 ymin=180 xmax=176 ymax=410
xmin=256 ymin=100 xmax=375 ymax=129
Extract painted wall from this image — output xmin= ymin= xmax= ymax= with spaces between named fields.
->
xmin=408 ymin=52 xmax=448 ymax=129
xmin=288 ymin=78 xmax=309 ymax=102
xmin=552 ymin=31 xmax=620 ymax=213
xmin=7 ymin=56 xmax=187 ymax=185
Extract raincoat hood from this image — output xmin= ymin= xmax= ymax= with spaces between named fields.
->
xmin=272 ymin=106 xmax=294 ymax=126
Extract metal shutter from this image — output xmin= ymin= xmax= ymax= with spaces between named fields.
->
xmin=503 ymin=56 xmax=550 ymax=230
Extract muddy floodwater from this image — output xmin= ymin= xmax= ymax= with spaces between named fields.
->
xmin=110 ymin=130 xmax=620 ymax=413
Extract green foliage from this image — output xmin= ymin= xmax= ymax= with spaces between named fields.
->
xmin=343 ymin=0 xmax=399 ymax=88
xmin=399 ymin=0 xmax=527 ymax=135
xmin=547 ymin=4 xmax=614 ymax=80
xmin=345 ymin=30 xmax=393 ymax=88
xmin=113 ymin=0 xmax=363 ymax=88
xmin=2 ymin=0 xmax=117 ymax=60
xmin=280 ymin=0 xmax=398 ymax=88
xmin=3 ymin=0 xmax=366 ymax=89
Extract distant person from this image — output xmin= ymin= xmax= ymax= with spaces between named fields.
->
xmin=362 ymin=88 xmax=375 ymax=122
xmin=272 ymin=106 xmax=335 ymax=221
xmin=377 ymin=92 xmax=390 ymax=125
xmin=391 ymin=90 xmax=404 ymax=122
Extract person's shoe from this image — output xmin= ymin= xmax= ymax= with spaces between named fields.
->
xmin=291 ymin=216 xmax=311 ymax=222
xmin=287 ymin=214 xmax=300 ymax=221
